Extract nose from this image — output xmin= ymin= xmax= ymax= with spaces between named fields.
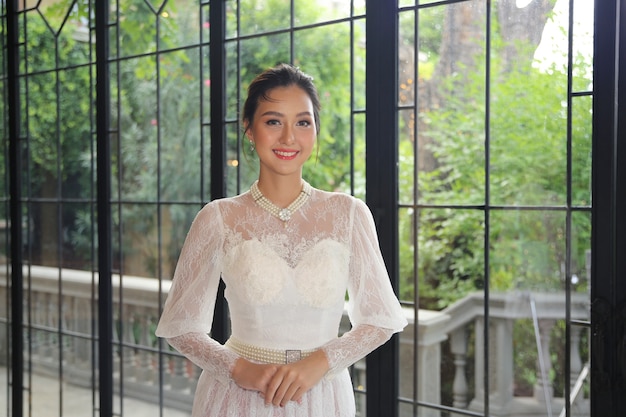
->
xmin=280 ymin=125 xmax=295 ymax=145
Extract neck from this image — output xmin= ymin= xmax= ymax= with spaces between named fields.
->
xmin=255 ymin=175 xmax=304 ymax=208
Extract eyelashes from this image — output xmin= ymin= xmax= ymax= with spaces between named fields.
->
xmin=264 ymin=119 xmax=312 ymax=127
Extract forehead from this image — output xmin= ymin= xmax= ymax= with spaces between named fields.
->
xmin=256 ymin=86 xmax=313 ymax=112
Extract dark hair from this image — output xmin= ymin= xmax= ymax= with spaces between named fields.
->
xmin=242 ymin=63 xmax=321 ymax=135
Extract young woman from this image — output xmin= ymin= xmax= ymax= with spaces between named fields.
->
xmin=155 ymin=63 xmax=407 ymax=417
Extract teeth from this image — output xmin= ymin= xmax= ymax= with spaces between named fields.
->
xmin=275 ymin=150 xmax=297 ymax=156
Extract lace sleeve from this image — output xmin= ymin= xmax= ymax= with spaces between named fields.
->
xmin=347 ymin=199 xmax=408 ymax=332
xmin=319 ymin=199 xmax=407 ymax=378
xmin=321 ymin=324 xmax=394 ymax=377
xmin=155 ymin=202 xmax=225 ymax=338
xmin=166 ymin=333 xmax=240 ymax=384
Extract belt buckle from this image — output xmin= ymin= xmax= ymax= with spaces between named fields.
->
xmin=285 ymin=350 xmax=301 ymax=364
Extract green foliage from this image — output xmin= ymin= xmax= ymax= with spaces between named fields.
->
xmin=15 ymin=7 xmax=95 ymax=266
xmin=18 ymin=1 xmax=592 ymax=295
xmin=23 ymin=12 xmax=92 ymax=192
xmin=400 ymin=47 xmax=592 ymax=308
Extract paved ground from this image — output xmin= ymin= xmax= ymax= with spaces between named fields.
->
xmin=0 ymin=368 xmax=190 ymax=417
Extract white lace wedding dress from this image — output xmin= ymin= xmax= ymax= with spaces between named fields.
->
xmin=155 ymin=185 xmax=407 ymax=417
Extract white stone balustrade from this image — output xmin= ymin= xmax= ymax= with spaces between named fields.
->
xmin=0 ymin=266 xmax=590 ymax=417
xmin=439 ymin=291 xmax=590 ymax=417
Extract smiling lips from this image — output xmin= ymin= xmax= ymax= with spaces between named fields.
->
xmin=274 ymin=149 xmax=299 ymax=160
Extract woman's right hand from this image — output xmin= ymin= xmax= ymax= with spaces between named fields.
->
xmin=231 ymin=357 xmax=279 ymax=393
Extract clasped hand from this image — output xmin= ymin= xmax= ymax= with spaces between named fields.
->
xmin=231 ymin=350 xmax=329 ymax=407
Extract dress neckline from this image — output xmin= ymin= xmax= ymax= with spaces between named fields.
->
xmin=250 ymin=180 xmax=312 ymax=226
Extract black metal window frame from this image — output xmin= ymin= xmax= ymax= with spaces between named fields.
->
xmin=394 ymin=1 xmax=595 ymax=416
xmin=590 ymin=0 xmax=626 ymax=416
xmin=2 ymin=0 xmax=399 ymax=416
xmin=364 ymin=1 xmax=401 ymax=416
xmin=2 ymin=0 xmax=626 ymax=416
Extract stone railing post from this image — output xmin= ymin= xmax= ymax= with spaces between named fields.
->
xmin=415 ymin=310 xmax=450 ymax=417
xmin=137 ymin=307 xmax=155 ymax=383
xmin=469 ymin=315 xmax=514 ymax=413
xmin=450 ymin=326 xmax=469 ymax=409
xmin=569 ymin=324 xmax=587 ymax=411
xmin=473 ymin=317 xmax=485 ymax=402
xmin=493 ymin=317 xmax=514 ymax=407
xmin=534 ymin=319 xmax=555 ymax=403
xmin=121 ymin=305 xmax=137 ymax=382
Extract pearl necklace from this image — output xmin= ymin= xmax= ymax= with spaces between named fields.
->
xmin=250 ymin=180 xmax=312 ymax=225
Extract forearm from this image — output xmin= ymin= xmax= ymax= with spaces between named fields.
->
xmin=166 ymin=332 xmax=240 ymax=384
xmin=321 ymin=324 xmax=394 ymax=377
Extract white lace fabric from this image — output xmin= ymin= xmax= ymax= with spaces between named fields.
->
xmin=156 ymin=188 xmax=407 ymax=417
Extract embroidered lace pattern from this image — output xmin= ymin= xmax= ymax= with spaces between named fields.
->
xmin=155 ymin=187 xmax=407 ymax=417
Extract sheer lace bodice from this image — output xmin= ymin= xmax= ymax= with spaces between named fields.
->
xmin=156 ymin=187 xmax=407 ymax=417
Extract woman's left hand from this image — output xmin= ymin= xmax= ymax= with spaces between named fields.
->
xmin=263 ymin=349 xmax=330 ymax=407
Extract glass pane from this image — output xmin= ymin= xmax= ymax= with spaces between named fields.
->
xmin=572 ymin=95 xmax=592 ymax=207
xmin=399 ymin=108 xmax=415 ymax=206
xmin=159 ymin=49 xmax=202 ymax=202
xmin=572 ymin=0 xmax=593 ymax=92
xmin=491 ymin=0 xmax=573 ymax=207
xmin=117 ymin=0 xmax=159 ymax=58
xmin=119 ymin=203 xmax=159 ymax=277
xmin=31 ymin=202 xmax=62 ymax=267
xmin=161 ymin=1 xmax=200 ymax=49
xmin=294 ymin=0 xmax=352 ymax=26
xmin=27 ymin=70 xmax=60 ymax=194
xmin=353 ymin=112 xmax=366 ymax=198
xmin=225 ymin=0 xmax=238 ymax=39
xmin=571 ymin=211 xmax=591 ymax=291
xmin=201 ymin=4 xmax=210 ymax=44
xmin=416 ymin=1 xmax=487 ymax=206
xmin=202 ymin=124 xmax=212 ymax=202
xmin=415 ymin=208 xmax=485 ymax=308
xmin=490 ymin=72 xmax=568 ymax=206
xmin=239 ymin=0 xmax=291 ymax=36
xmin=118 ymin=57 xmax=158 ymax=202
xmin=59 ymin=66 xmax=93 ymax=200
xmin=534 ymin=0 xmax=593 ymax=93
xmin=399 ymin=10 xmax=415 ymax=108
xmin=490 ymin=210 xmax=565 ymax=292
xmin=354 ymin=0 xmax=366 ymax=16
xmin=64 ymin=202 xmax=96 ymax=269
xmin=225 ymin=41 xmax=239 ymax=121
xmin=398 ymin=206 xmax=415 ymax=302
xmin=353 ymin=23 xmax=366 ymax=110
xmin=25 ymin=12 xmax=57 ymax=73
xmin=202 ymin=45 xmax=211 ymax=123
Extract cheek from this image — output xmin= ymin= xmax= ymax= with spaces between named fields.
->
xmin=300 ymin=130 xmax=317 ymax=146
xmin=251 ymin=126 xmax=276 ymax=142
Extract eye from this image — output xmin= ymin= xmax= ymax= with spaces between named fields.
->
xmin=297 ymin=120 xmax=312 ymax=127
xmin=266 ymin=119 xmax=281 ymax=126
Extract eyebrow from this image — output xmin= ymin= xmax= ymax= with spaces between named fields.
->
xmin=260 ymin=110 xmax=313 ymax=118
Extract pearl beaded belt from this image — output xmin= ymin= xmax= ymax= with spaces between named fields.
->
xmin=225 ymin=337 xmax=316 ymax=364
